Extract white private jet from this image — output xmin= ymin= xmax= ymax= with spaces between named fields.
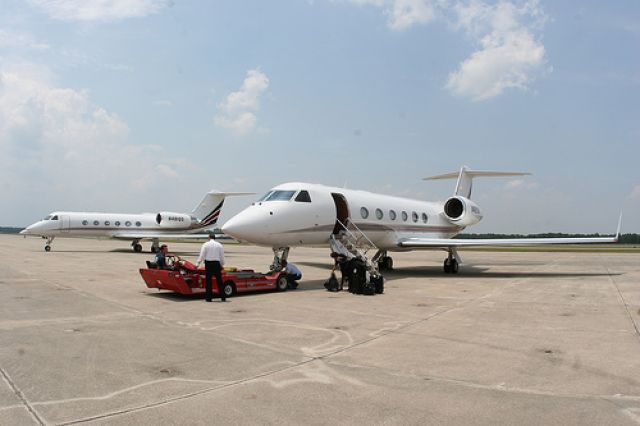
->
xmin=21 ymin=191 xmax=252 ymax=252
xmin=221 ymin=166 xmax=620 ymax=274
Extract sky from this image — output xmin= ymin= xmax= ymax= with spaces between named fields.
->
xmin=0 ymin=0 xmax=638 ymax=233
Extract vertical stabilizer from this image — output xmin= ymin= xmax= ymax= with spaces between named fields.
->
xmin=423 ymin=167 xmax=530 ymax=199
xmin=192 ymin=191 xmax=254 ymax=228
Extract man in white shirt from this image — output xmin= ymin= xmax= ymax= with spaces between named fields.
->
xmin=197 ymin=233 xmax=226 ymax=302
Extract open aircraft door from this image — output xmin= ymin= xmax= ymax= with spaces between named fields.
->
xmin=331 ymin=193 xmax=350 ymax=234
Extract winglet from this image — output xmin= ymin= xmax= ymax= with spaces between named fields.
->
xmin=615 ymin=212 xmax=623 ymax=242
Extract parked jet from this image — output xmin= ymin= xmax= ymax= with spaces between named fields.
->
xmin=221 ymin=166 xmax=619 ymax=274
xmin=21 ymin=191 xmax=252 ymax=252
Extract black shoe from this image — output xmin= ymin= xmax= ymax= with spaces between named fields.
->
xmin=221 ymin=299 xmax=227 ymax=302
xmin=205 ymin=299 xmax=212 ymax=302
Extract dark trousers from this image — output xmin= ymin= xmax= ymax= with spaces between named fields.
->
xmin=205 ymin=260 xmax=224 ymax=301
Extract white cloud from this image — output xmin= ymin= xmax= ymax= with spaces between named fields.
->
xmin=0 ymin=65 xmax=187 ymax=221
xmin=504 ymin=179 xmax=539 ymax=190
xmin=28 ymin=0 xmax=171 ymax=22
xmin=446 ymin=0 xmax=548 ymax=101
xmin=629 ymin=185 xmax=640 ymax=201
xmin=0 ymin=29 xmax=50 ymax=50
xmin=214 ymin=69 xmax=269 ymax=137
xmin=388 ymin=0 xmax=437 ymax=30
xmin=340 ymin=0 xmax=549 ymax=101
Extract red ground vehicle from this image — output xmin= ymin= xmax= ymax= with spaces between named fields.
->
xmin=139 ymin=258 xmax=290 ymax=298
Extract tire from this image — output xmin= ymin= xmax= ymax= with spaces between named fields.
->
xmin=133 ymin=243 xmax=143 ymax=253
xmin=384 ymin=257 xmax=393 ymax=271
xmin=276 ymin=275 xmax=288 ymax=292
xmin=451 ymin=259 xmax=459 ymax=274
xmin=151 ymin=246 xmax=158 ymax=253
xmin=222 ymin=281 xmax=236 ymax=298
xmin=443 ymin=259 xmax=451 ymax=274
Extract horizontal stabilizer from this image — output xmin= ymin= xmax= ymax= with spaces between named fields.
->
xmin=423 ymin=166 xmax=530 ymax=198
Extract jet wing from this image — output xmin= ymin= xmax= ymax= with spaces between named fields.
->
xmin=112 ymin=233 xmax=213 ymax=241
xmin=398 ymin=235 xmax=618 ymax=248
xmin=400 ymin=215 xmax=621 ymax=248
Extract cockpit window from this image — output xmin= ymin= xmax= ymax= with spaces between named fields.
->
xmin=256 ymin=191 xmax=273 ymax=202
xmin=43 ymin=215 xmax=52 ymax=220
xmin=265 ymin=190 xmax=296 ymax=201
xmin=294 ymin=190 xmax=311 ymax=203
xmin=51 ymin=215 xmax=59 ymax=220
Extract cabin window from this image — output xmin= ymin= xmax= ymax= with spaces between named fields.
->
xmin=412 ymin=211 xmax=418 ymax=222
xmin=401 ymin=211 xmax=408 ymax=221
xmin=115 ymin=221 xmax=121 ymax=226
xmin=295 ymin=190 xmax=312 ymax=203
xmin=93 ymin=220 xmax=99 ymax=226
xmin=105 ymin=221 xmax=110 ymax=226
xmin=135 ymin=221 xmax=142 ymax=227
xmin=389 ymin=210 xmax=397 ymax=220
xmin=82 ymin=220 xmax=88 ymax=226
xmin=422 ymin=213 xmax=428 ymax=223
xmin=375 ymin=208 xmax=383 ymax=220
xmin=125 ymin=221 xmax=132 ymax=227
xmin=265 ymin=190 xmax=296 ymax=201
xmin=360 ymin=207 xmax=369 ymax=219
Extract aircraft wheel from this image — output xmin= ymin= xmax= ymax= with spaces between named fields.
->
xmin=443 ymin=259 xmax=451 ymax=273
xmin=222 ymin=281 xmax=236 ymax=298
xmin=150 ymin=245 xmax=158 ymax=253
xmin=451 ymin=259 xmax=459 ymax=274
xmin=276 ymin=275 xmax=289 ymax=292
xmin=45 ymin=245 xmax=51 ymax=252
xmin=383 ymin=256 xmax=393 ymax=271
xmin=133 ymin=243 xmax=143 ymax=253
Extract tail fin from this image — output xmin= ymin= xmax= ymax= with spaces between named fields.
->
xmin=423 ymin=166 xmax=530 ymax=198
xmin=192 ymin=191 xmax=254 ymax=228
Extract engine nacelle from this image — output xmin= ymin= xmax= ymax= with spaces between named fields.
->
xmin=443 ymin=196 xmax=483 ymax=227
xmin=155 ymin=212 xmax=196 ymax=228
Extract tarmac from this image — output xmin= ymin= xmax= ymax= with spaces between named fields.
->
xmin=1 ymin=234 xmax=640 ymax=425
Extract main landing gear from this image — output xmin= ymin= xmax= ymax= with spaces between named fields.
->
xmin=150 ymin=239 xmax=160 ymax=253
xmin=131 ymin=240 xmax=143 ymax=253
xmin=44 ymin=236 xmax=54 ymax=252
xmin=443 ymin=249 xmax=459 ymax=274
xmin=270 ymin=247 xmax=290 ymax=271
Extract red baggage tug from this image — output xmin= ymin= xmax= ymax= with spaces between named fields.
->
xmin=139 ymin=258 xmax=290 ymax=298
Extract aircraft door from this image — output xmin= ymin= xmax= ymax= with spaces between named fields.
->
xmin=331 ymin=193 xmax=350 ymax=234
xmin=61 ymin=215 xmax=71 ymax=232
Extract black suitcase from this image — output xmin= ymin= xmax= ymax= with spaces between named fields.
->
xmin=371 ymin=275 xmax=384 ymax=294
xmin=349 ymin=259 xmax=366 ymax=294
xmin=362 ymin=280 xmax=375 ymax=296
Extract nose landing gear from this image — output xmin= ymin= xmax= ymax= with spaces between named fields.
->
xmin=44 ymin=237 xmax=54 ymax=252
xmin=270 ymin=247 xmax=290 ymax=271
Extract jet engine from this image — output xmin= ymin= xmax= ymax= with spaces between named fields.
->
xmin=155 ymin=212 xmax=197 ymax=228
xmin=442 ymin=196 xmax=483 ymax=227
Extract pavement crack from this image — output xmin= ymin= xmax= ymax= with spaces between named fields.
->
xmin=0 ymin=367 xmax=46 ymax=426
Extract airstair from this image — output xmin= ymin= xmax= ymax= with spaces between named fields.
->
xmin=329 ymin=219 xmax=381 ymax=277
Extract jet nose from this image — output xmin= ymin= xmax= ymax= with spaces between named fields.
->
xmin=221 ymin=210 xmax=264 ymax=243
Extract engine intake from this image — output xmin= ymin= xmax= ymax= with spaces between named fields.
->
xmin=155 ymin=212 xmax=197 ymax=228
xmin=443 ymin=196 xmax=482 ymax=227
